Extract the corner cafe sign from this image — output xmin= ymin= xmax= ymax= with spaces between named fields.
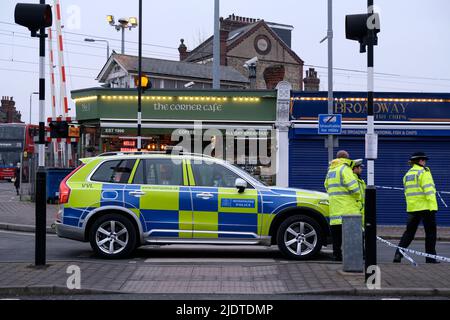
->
xmin=291 ymin=91 xmax=450 ymax=122
xmin=72 ymin=89 xmax=277 ymax=122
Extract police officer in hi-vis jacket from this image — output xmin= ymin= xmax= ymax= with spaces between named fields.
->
xmin=324 ymin=150 xmax=362 ymax=262
xmin=393 ymin=152 xmax=439 ymax=264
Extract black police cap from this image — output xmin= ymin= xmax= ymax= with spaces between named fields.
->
xmin=410 ymin=152 xmax=429 ymax=161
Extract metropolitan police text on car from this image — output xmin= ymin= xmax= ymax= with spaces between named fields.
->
xmin=176 ymin=304 xmax=274 ymax=317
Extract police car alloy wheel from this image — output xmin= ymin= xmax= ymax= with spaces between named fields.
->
xmin=276 ymin=215 xmax=323 ymax=260
xmin=89 ymin=214 xmax=137 ymax=259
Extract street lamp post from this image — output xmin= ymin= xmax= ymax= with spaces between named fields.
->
xmin=84 ymin=38 xmax=110 ymax=60
xmin=106 ymin=15 xmax=138 ymax=54
xmin=137 ymin=0 xmax=142 ymax=151
xmin=29 ymin=91 xmax=39 ymax=124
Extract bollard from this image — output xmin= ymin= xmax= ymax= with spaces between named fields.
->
xmin=342 ymin=215 xmax=364 ymax=273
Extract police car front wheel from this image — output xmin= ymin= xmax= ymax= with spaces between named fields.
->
xmin=89 ymin=214 xmax=137 ymax=259
xmin=277 ymin=215 xmax=323 ymax=260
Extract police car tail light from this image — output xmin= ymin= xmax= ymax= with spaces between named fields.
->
xmin=59 ymin=164 xmax=84 ymax=204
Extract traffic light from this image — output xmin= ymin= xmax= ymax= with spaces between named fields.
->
xmin=14 ymin=3 xmax=52 ymax=37
xmin=49 ymin=121 xmax=69 ymax=138
xmin=345 ymin=13 xmax=380 ymax=53
xmin=134 ymin=75 xmax=151 ymax=92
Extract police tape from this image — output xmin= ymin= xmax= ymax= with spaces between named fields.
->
xmin=377 ymin=236 xmax=450 ymax=265
xmin=375 ymin=185 xmax=449 ymax=208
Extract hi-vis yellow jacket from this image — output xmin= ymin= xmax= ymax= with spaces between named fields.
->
xmin=354 ymin=173 xmax=366 ymax=226
xmin=403 ymin=164 xmax=438 ymax=212
xmin=324 ymin=158 xmax=362 ymax=225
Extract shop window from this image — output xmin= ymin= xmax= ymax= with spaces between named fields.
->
xmin=132 ymin=159 xmax=182 ymax=186
xmin=152 ymin=78 xmax=161 ymax=89
xmin=164 ymin=79 xmax=176 ymax=89
xmin=91 ymin=159 xmax=136 ymax=184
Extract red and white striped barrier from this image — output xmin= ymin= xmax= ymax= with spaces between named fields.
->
xmin=54 ymin=0 xmax=69 ymax=116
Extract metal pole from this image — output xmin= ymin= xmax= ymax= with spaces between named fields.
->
xmin=106 ymin=41 xmax=110 ymax=59
xmin=36 ymin=0 xmax=47 ymax=267
xmin=365 ymin=0 xmax=377 ymax=280
xmin=19 ymin=143 xmax=23 ymax=201
xmin=29 ymin=93 xmax=32 ymax=124
xmin=212 ymin=0 xmax=220 ymax=89
xmin=121 ymin=26 xmax=125 ymax=54
xmin=327 ymin=0 xmax=334 ymax=164
xmin=137 ymin=0 xmax=142 ymax=151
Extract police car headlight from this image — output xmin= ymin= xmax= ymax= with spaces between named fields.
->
xmin=318 ymin=200 xmax=329 ymax=206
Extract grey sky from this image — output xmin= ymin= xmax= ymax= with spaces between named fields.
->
xmin=1 ymin=0 xmax=450 ymax=124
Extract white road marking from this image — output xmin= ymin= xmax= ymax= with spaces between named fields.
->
xmin=144 ymin=258 xmax=277 ymax=263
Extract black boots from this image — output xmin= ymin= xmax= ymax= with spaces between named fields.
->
xmin=426 ymin=258 xmax=440 ymax=264
xmin=393 ymin=249 xmax=441 ymax=264
xmin=393 ymin=250 xmax=402 ymax=263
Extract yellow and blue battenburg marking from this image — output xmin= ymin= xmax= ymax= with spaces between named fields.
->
xmin=139 ymin=185 xmax=191 ymax=237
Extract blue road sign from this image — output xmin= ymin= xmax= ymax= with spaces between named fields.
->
xmin=318 ymin=114 xmax=342 ymax=134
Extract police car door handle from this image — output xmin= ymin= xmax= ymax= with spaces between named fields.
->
xmin=196 ymin=192 xmax=213 ymax=199
xmin=129 ymin=191 xmax=145 ymax=197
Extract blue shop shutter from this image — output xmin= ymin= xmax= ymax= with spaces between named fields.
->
xmin=289 ymin=136 xmax=450 ymax=226
xmin=289 ymin=137 xmax=329 ymax=191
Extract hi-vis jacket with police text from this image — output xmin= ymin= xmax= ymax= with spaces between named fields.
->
xmin=403 ymin=164 xmax=438 ymax=212
xmin=324 ymin=158 xmax=362 ymax=225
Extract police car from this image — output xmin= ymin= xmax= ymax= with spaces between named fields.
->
xmin=55 ymin=152 xmax=330 ymax=260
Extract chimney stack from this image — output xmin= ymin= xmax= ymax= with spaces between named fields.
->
xmin=178 ymin=39 xmax=189 ymax=61
xmin=303 ymin=68 xmax=320 ymax=91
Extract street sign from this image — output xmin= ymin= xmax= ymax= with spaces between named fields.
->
xmin=318 ymin=114 xmax=342 ymax=134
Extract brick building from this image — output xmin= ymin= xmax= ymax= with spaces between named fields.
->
xmin=0 ymin=96 xmax=22 ymax=123
xmin=179 ymin=14 xmax=305 ymax=90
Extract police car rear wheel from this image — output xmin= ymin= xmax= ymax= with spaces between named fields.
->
xmin=89 ymin=214 xmax=137 ymax=259
xmin=277 ymin=215 xmax=323 ymax=260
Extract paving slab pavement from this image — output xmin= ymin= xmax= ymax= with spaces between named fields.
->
xmin=1 ymin=181 xmax=450 ymax=297
xmin=0 ymin=260 xmax=449 ymax=297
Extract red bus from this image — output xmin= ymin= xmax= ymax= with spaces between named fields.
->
xmin=0 ymin=123 xmax=38 ymax=181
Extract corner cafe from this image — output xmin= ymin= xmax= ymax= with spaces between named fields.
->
xmin=290 ymin=91 xmax=450 ymax=226
xmin=71 ymin=88 xmax=279 ymax=185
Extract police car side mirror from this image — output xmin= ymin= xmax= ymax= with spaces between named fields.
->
xmin=235 ymin=178 xmax=247 ymax=193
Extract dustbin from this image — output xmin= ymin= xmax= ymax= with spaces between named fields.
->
xmin=46 ymin=168 xmax=74 ymax=204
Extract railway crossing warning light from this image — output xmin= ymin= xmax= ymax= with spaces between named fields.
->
xmin=49 ymin=121 xmax=69 ymax=139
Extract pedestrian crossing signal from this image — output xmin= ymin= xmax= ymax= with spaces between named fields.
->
xmin=14 ymin=3 xmax=52 ymax=37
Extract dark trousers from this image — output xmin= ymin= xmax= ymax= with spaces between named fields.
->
xmin=331 ymin=225 xmax=342 ymax=258
xmin=397 ymin=211 xmax=437 ymax=262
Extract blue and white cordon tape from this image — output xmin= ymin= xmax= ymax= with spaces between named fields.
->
xmin=375 ymin=185 xmax=448 ymax=208
xmin=368 ymin=185 xmax=450 ymax=265
xmin=377 ymin=236 xmax=450 ymax=266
